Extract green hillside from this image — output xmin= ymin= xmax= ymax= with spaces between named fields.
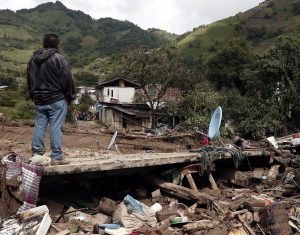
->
xmin=0 ymin=1 xmax=174 ymax=78
xmin=174 ymin=0 xmax=300 ymax=57
xmin=16 ymin=1 xmax=170 ymax=65
xmin=1 ymin=0 xmax=299 ymax=80
xmin=0 ymin=10 xmax=39 ymax=78
xmin=147 ymin=28 xmax=178 ymax=44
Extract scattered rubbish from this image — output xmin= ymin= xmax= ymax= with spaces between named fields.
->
xmin=112 ymin=195 xmax=157 ymax=230
xmin=64 ymin=207 xmax=109 ymax=224
xmin=150 ymin=202 xmax=162 ymax=213
xmin=2 ymin=122 xmax=300 ymax=234
xmin=170 ymin=216 xmax=189 ymax=224
xmin=266 ymin=136 xmax=279 ymax=149
xmin=156 ymin=209 xmax=178 ymax=222
xmin=99 ymin=223 xmax=122 ymax=229
xmin=0 ymin=152 xmax=43 ymax=217
xmin=105 ymin=227 xmax=131 ymax=235
xmin=150 ymin=128 xmax=160 ymax=136
xmin=0 ymin=205 xmax=51 ymax=235
xmin=30 ymin=154 xmax=51 ymax=166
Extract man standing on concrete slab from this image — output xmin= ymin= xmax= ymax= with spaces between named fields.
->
xmin=27 ymin=33 xmax=76 ymax=166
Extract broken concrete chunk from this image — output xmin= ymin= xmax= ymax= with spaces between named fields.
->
xmin=98 ymin=197 xmax=118 ymax=216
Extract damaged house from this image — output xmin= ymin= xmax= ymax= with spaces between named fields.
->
xmin=95 ymin=78 xmax=152 ymax=131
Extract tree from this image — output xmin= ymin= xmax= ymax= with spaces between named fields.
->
xmin=73 ymin=71 xmax=99 ymax=86
xmin=206 ymin=38 xmax=253 ymax=94
xmin=178 ymin=82 xmax=219 ymax=131
xmin=293 ymin=2 xmax=300 ymax=15
xmin=218 ymin=88 xmax=282 ymax=139
xmin=77 ymin=92 xmax=94 ymax=114
xmin=248 ymin=35 xmax=300 ymax=130
xmin=120 ymin=48 xmax=195 ymax=127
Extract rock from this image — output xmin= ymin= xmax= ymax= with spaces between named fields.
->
xmin=98 ymin=197 xmax=118 ymax=216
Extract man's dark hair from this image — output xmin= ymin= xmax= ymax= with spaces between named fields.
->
xmin=43 ymin=34 xmax=59 ymax=49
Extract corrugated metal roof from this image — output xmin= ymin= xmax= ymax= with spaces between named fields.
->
xmin=110 ymin=106 xmax=152 ymax=118
xmin=96 ymin=78 xmax=141 ymax=89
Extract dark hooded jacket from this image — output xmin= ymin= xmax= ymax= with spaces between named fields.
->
xmin=27 ymin=48 xmax=76 ymax=105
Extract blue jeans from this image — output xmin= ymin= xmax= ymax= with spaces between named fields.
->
xmin=32 ymin=99 xmax=67 ymax=160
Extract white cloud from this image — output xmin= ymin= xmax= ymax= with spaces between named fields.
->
xmin=0 ymin=0 xmax=264 ymax=34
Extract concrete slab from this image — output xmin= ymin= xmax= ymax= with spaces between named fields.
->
xmin=43 ymin=150 xmax=272 ymax=176
xmin=44 ymin=152 xmax=202 ymax=175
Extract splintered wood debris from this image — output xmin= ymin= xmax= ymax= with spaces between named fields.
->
xmin=0 ymin=132 xmax=300 ymax=234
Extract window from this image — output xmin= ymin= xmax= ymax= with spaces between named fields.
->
xmin=107 ymin=89 xmax=110 ymax=96
xmin=111 ymin=90 xmax=114 ymax=97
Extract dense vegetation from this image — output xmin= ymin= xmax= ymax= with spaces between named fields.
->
xmin=1 ymin=0 xmax=300 ymax=139
xmin=173 ymin=0 xmax=300 ymax=57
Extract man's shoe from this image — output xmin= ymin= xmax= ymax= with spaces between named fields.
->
xmin=30 ymin=154 xmax=51 ymax=167
xmin=51 ymin=158 xmax=70 ymax=165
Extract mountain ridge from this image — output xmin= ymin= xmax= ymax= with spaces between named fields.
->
xmin=1 ymin=0 xmax=299 ymax=80
xmin=0 ymin=0 xmax=176 ymax=77
xmin=172 ymin=0 xmax=300 ymax=58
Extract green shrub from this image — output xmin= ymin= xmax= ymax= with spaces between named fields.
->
xmin=0 ymin=100 xmax=16 ymax=107
xmin=14 ymin=101 xmax=35 ymax=119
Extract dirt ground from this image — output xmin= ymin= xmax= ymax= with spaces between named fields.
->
xmin=0 ymin=120 xmax=197 ymax=158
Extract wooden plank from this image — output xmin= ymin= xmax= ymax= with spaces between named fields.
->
xmin=36 ymin=213 xmax=52 ymax=235
xmin=149 ymin=176 xmax=214 ymax=203
xmin=208 ymin=173 xmax=220 ymax=193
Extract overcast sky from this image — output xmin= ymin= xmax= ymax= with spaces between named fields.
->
xmin=0 ymin=0 xmax=264 ymax=34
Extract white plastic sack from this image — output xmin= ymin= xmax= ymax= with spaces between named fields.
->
xmin=112 ymin=202 xmax=157 ymax=230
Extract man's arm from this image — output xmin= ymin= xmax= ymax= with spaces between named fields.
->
xmin=60 ymin=65 xmax=76 ymax=104
xmin=56 ymin=54 xmax=76 ymax=104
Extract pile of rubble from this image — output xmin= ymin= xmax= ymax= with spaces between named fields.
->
xmin=0 ymin=133 xmax=300 ymax=235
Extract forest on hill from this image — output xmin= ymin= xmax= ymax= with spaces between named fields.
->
xmin=0 ymin=0 xmax=300 ymax=138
